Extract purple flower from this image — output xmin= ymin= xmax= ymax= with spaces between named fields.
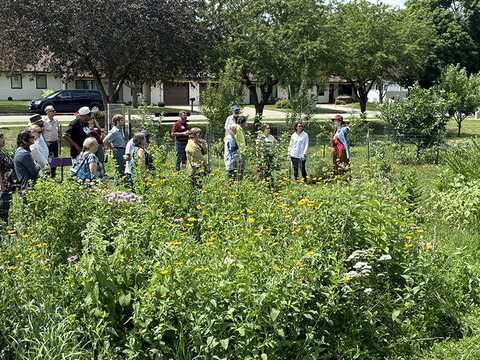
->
xmin=298 ymin=280 xmax=310 ymax=285
xmin=67 ymin=256 xmax=78 ymax=262
xmin=174 ymin=217 xmax=183 ymax=222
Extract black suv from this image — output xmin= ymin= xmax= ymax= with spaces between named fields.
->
xmin=29 ymin=89 xmax=104 ymax=114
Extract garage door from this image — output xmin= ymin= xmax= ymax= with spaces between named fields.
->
xmin=164 ymin=83 xmax=189 ymax=105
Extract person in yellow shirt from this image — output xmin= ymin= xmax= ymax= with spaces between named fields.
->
xmin=186 ymin=127 xmax=209 ymax=189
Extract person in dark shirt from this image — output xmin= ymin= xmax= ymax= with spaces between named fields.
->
xmin=13 ymin=130 xmax=40 ymax=192
xmin=171 ymin=111 xmax=189 ymax=172
xmin=63 ymin=106 xmax=92 ymax=158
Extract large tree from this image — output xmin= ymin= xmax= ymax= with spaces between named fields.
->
xmin=203 ymin=0 xmax=331 ymax=115
xmin=331 ymin=0 xmax=436 ymax=113
xmin=402 ymin=0 xmax=479 ymax=87
xmin=0 ymin=0 xmax=209 ymax=107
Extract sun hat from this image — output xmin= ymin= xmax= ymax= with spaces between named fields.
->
xmin=29 ymin=114 xmax=43 ymax=124
xmin=78 ymin=106 xmax=92 ymax=116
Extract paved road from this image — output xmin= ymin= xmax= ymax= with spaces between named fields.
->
xmin=0 ymin=104 xmax=378 ymax=127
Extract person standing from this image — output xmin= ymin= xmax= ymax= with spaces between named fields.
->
xmin=288 ymin=121 xmax=309 ymax=184
xmin=42 ymin=105 xmax=61 ymax=177
xmin=103 ymin=114 xmax=126 ymax=182
xmin=224 ymin=124 xmax=239 ymax=182
xmin=236 ymin=116 xmax=247 ymax=180
xmin=28 ymin=124 xmax=49 ymax=175
xmin=171 ymin=110 xmax=189 ymax=172
xmin=63 ymin=107 xmax=92 ymax=159
xmin=186 ymin=127 xmax=209 ymax=189
xmin=14 ymin=130 xmax=40 ymax=192
xmin=0 ymin=133 xmax=15 ymax=225
xmin=88 ymin=116 xmax=105 ymax=164
xmin=331 ymin=115 xmax=352 ymax=177
xmin=224 ymin=105 xmax=240 ymax=132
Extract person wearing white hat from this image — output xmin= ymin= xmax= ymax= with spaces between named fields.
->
xmin=62 ymin=106 xmax=92 ymax=158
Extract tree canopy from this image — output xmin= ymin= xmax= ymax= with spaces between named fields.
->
xmin=0 ymin=0 xmax=209 ymax=106
xmin=331 ymin=0 xmax=436 ymax=113
xmin=203 ymin=0 xmax=332 ymax=115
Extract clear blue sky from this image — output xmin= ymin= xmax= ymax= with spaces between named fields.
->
xmin=382 ymin=0 xmax=406 ymax=8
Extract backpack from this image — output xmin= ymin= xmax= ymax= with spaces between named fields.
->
xmin=70 ymin=154 xmax=96 ymax=182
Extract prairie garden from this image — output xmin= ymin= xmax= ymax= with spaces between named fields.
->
xmin=2 ymin=118 xmax=480 ymax=359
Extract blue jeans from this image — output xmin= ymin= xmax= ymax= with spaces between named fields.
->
xmin=175 ymin=142 xmax=187 ymax=171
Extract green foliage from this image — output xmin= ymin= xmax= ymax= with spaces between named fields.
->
xmin=275 ymin=99 xmax=292 ymax=109
xmin=441 ymin=64 xmax=480 ymax=137
xmin=41 ymin=89 xmax=54 ymax=98
xmin=199 ymin=58 xmax=245 ymax=138
xmin=380 ymin=84 xmax=449 ymax=160
xmin=136 ymin=94 xmax=164 ymax=146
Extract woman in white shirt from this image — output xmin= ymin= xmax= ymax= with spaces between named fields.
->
xmin=28 ymin=124 xmax=49 ymax=175
xmin=288 ymin=121 xmax=309 ymax=184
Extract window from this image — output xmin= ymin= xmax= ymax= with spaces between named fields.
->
xmin=11 ymin=75 xmax=22 ymax=89
xmin=36 ymin=75 xmax=47 ymax=89
xmin=318 ymin=91 xmax=325 ymax=96
xmin=75 ymin=80 xmax=97 ymax=90
xmin=72 ymin=91 xmax=87 ymax=98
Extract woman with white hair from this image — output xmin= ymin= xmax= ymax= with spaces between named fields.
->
xmin=73 ymin=137 xmax=104 ymax=179
xmin=224 ymin=124 xmax=239 ymax=182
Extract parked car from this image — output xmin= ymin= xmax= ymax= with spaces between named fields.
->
xmin=29 ymin=89 xmax=104 ymax=114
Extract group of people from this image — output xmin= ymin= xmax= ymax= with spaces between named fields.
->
xmin=219 ymin=106 xmax=352 ymax=185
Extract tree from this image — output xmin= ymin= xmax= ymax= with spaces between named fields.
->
xmin=199 ymin=59 xmax=245 ymax=138
xmin=331 ymin=0 xmax=436 ymax=113
xmin=380 ymin=84 xmax=449 ymax=160
xmin=402 ymin=0 xmax=479 ymax=87
xmin=203 ymin=0 xmax=331 ymax=115
xmin=441 ymin=64 xmax=480 ymax=137
xmin=0 ymin=0 xmax=209 ymax=107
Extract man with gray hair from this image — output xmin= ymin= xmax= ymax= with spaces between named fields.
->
xmin=42 ymin=105 xmax=61 ymax=177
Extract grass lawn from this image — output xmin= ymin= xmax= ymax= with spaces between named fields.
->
xmin=349 ymin=102 xmax=380 ymax=111
xmin=0 ymin=101 xmax=30 ymax=113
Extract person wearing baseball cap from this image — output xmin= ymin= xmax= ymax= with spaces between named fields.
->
xmin=62 ymin=106 xmax=92 ymax=159
xmin=224 ymin=105 xmax=240 ymax=133
xmin=331 ymin=115 xmax=353 ymax=178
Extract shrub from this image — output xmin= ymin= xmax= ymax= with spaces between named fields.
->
xmin=41 ymin=89 xmax=54 ymax=98
xmin=275 ymin=98 xmax=292 ymax=109
xmin=158 ymin=101 xmax=165 ymax=107
xmin=335 ymin=100 xmax=346 ymax=105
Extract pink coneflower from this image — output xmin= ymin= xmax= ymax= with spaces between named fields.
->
xmin=67 ymin=256 xmax=78 ymax=262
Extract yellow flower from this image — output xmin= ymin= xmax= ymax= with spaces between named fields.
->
xmin=187 ymin=217 xmax=196 ymax=222
xmin=22 ymin=234 xmax=29 ymax=238
xmin=164 ymin=201 xmax=170 ymax=204
xmin=297 ymin=260 xmax=302 ymax=267
xmin=426 ymin=245 xmax=433 ymax=249
xmin=306 ymin=252 xmax=314 ymax=256
xmin=344 ymin=276 xmax=351 ymax=281
xmin=161 ymin=293 xmax=167 ymax=298
xmin=305 ymin=225 xmax=311 ymax=229
xmin=343 ymin=252 xmax=346 ymax=257
xmin=285 ymin=215 xmax=291 ymax=219
xmin=275 ymin=266 xmax=281 ymax=271
xmin=15 ymin=254 xmax=21 ymax=258
xmin=271 ymin=242 xmax=278 ymax=246
xmin=7 ymin=266 xmax=15 ymax=270
xmin=253 ymin=233 xmax=260 ymax=237
xmin=174 ymin=262 xmax=183 ymax=265
xmin=246 ymin=209 xmax=253 ymax=214
xmin=405 ymin=244 xmax=413 ymax=248
xmin=249 ymin=218 xmax=255 ymax=223
xmin=65 ymin=276 xmax=71 ymax=280
xmin=160 ymin=270 xmax=168 ymax=275
xmin=334 ymin=230 xmax=340 ymax=233
xmin=290 ymin=247 xmax=294 ymax=251
xmin=406 ymin=236 xmax=412 ymax=240
xmin=232 ymin=217 xmax=239 ymax=221
xmin=139 ymin=266 xmax=145 ymax=273
xmin=417 ymin=229 xmax=424 ymax=233
xmin=225 ymin=236 xmax=231 ymax=240
xmin=47 ymin=226 xmax=54 ymax=229
xmin=204 ymin=267 xmax=210 ymax=271
xmin=196 ymin=205 xmax=202 ymax=210
xmin=315 ymin=203 xmax=323 ymax=210
xmin=205 ymin=242 xmax=214 ymax=246
xmin=270 ymin=213 xmax=274 ymax=217
xmin=7 ymin=230 xmax=16 ymax=234
xmin=194 ymin=268 xmax=203 ymax=272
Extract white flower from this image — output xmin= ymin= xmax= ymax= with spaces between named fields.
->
xmin=344 ymin=271 xmax=361 ymax=278
xmin=379 ymin=254 xmax=392 ymax=261
xmin=364 ymin=288 xmax=373 ymax=295
xmin=353 ymin=262 xmax=371 ymax=270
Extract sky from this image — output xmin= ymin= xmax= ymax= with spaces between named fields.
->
xmin=381 ymin=0 xmax=406 ymax=8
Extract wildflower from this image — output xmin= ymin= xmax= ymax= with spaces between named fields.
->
xmin=205 ymin=242 xmax=214 ymax=246
xmin=160 ymin=270 xmax=168 ymax=275
xmin=344 ymin=276 xmax=351 ymax=281
xmin=47 ymin=226 xmax=54 ymax=229
xmin=293 ymin=220 xmax=299 ymax=225
xmin=232 ymin=217 xmax=240 ymax=221
xmin=246 ymin=209 xmax=253 ymax=214
xmin=194 ymin=268 xmax=203 ymax=272
xmin=7 ymin=266 xmax=15 ymax=270
xmin=405 ymin=244 xmax=413 ymax=248
xmin=22 ymin=234 xmax=29 ymax=238
xmin=196 ymin=205 xmax=202 ymax=210
xmin=225 ymin=236 xmax=231 ymax=240
xmin=15 ymin=254 xmax=21 ymax=258
xmin=379 ymin=254 xmax=392 ymax=261
xmin=306 ymin=251 xmax=314 ymax=256
xmin=417 ymin=229 xmax=424 ymax=233
xmin=67 ymin=256 xmax=78 ymax=262
xmin=285 ymin=215 xmax=291 ymax=219
xmin=187 ymin=217 xmax=196 ymax=222
xmin=65 ymin=276 xmax=71 ymax=280
xmin=249 ymin=218 xmax=255 ymax=223
xmin=164 ymin=201 xmax=170 ymax=204
xmin=270 ymin=213 xmax=274 ymax=217
xmin=275 ymin=266 xmax=281 ymax=271
xmin=298 ymin=280 xmax=310 ymax=285
xmin=271 ymin=242 xmax=278 ymax=246
xmin=139 ymin=266 xmax=145 ymax=273
xmin=297 ymin=260 xmax=302 ymax=267
xmin=305 ymin=225 xmax=311 ymax=229
xmin=174 ymin=262 xmax=183 ymax=265
xmin=161 ymin=293 xmax=167 ymax=298
xmin=364 ymin=288 xmax=373 ymax=295
xmin=7 ymin=230 xmax=16 ymax=234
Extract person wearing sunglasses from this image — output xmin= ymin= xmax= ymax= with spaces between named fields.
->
xmin=42 ymin=105 xmax=61 ymax=177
